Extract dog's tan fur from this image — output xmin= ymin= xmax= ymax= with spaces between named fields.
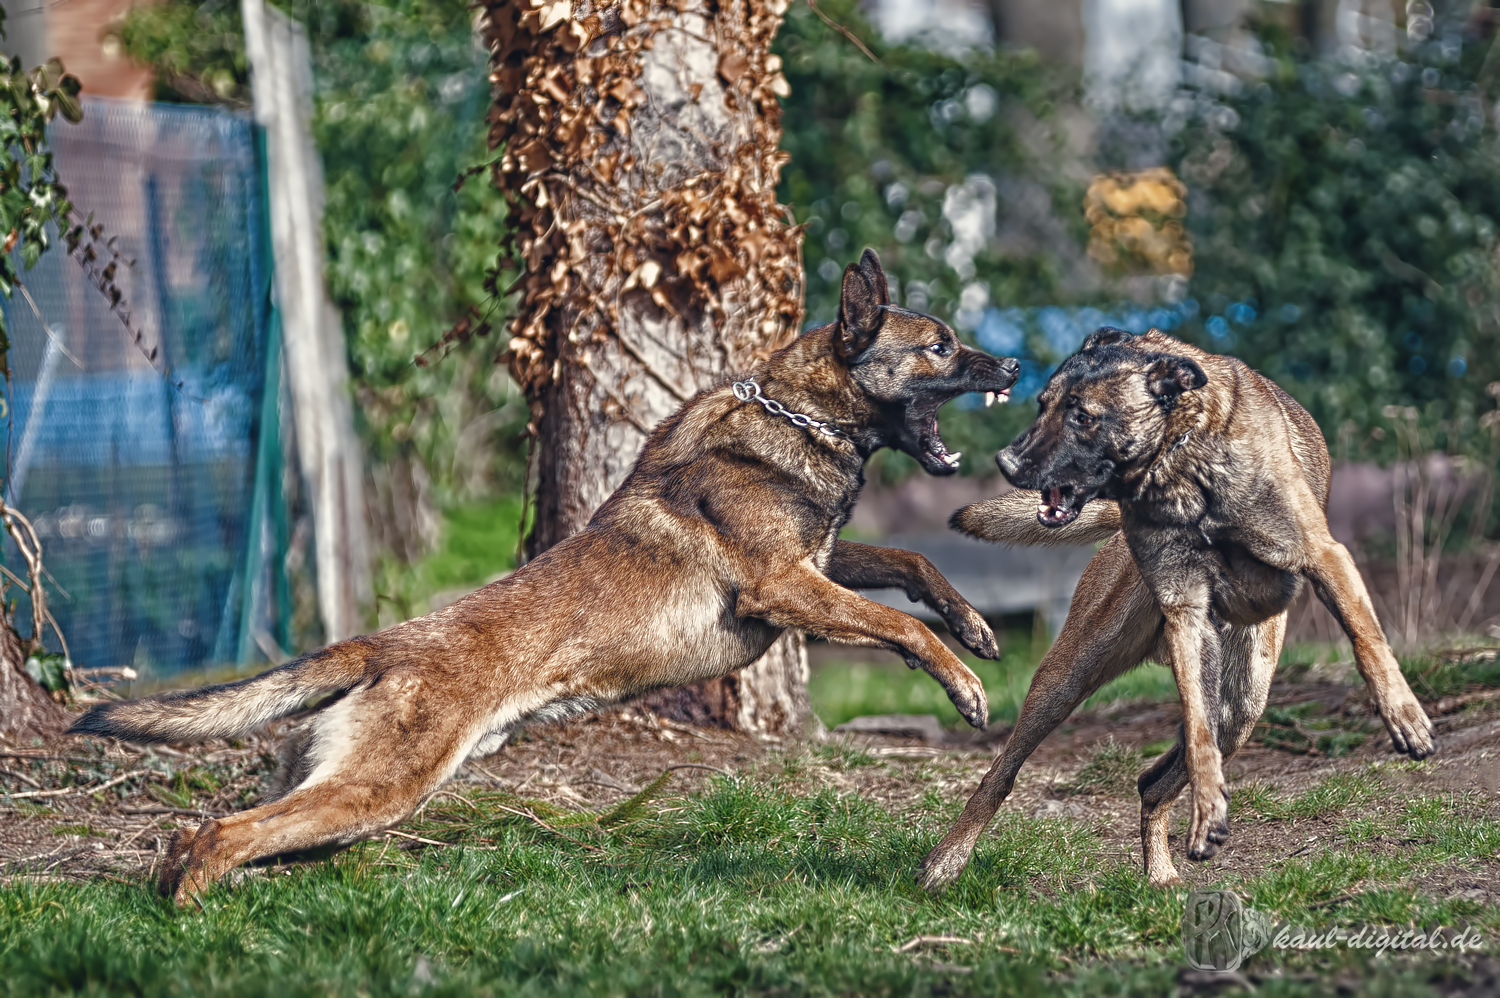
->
xmin=918 ymin=327 xmax=1433 ymax=891
xmin=71 ymin=251 xmax=1020 ymax=905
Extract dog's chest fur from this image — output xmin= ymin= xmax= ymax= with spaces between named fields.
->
xmin=1123 ymin=445 xmax=1302 ymax=625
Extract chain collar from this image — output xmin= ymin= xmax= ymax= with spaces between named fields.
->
xmin=731 ymin=377 xmax=851 ymax=444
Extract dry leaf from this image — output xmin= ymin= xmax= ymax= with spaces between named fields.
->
xmin=539 ymin=0 xmax=571 ymax=31
xmin=718 ymin=52 xmax=749 ymax=86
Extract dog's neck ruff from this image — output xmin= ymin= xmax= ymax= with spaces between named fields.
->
xmin=732 ymin=377 xmax=851 ymax=446
xmin=1136 ymin=425 xmax=1196 ymax=496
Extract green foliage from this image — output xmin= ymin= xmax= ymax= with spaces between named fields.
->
xmin=20 ymin=650 xmax=68 ymax=694
xmin=113 ymin=1 xmax=249 ymax=105
xmin=1232 ymin=771 xmax=1387 ymax=823
xmin=775 ymin=0 xmax=1073 ymax=323
xmin=117 ymin=0 xmax=524 ymax=507
xmin=1258 ymin=700 xmax=1373 ymax=757
xmin=1165 ymin=21 xmax=1500 ymax=459
xmin=1399 ymin=647 xmax=1500 ymax=699
xmin=774 ymin=0 xmax=1078 ymax=477
xmin=0 ymin=11 xmax=82 ymax=355
xmin=372 ymin=493 xmax=522 ymax=622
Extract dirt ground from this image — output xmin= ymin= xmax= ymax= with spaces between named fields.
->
xmin=2 ymin=676 xmax=1498 ymax=904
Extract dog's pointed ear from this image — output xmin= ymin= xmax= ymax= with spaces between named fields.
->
xmin=1081 ymin=326 xmax=1133 ymax=352
xmin=837 ymin=259 xmax=885 ymax=359
xmin=1145 ymin=354 xmax=1207 ymax=401
xmin=857 ymin=248 xmax=890 ymax=306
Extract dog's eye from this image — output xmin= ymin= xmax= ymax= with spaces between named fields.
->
xmin=928 ymin=342 xmax=950 ymax=356
xmin=1072 ymin=410 xmax=1095 ymax=427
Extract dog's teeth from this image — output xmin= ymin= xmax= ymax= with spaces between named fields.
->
xmin=1038 ymin=504 xmax=1049 ymax=516
xmin=996 ymin=391 xmax=1010 ymax=404
xmin=984 ymin=391 xmax=996 ymax=408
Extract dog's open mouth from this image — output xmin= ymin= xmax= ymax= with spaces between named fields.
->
xmin=1036 ymin=486 xmax=1081 ymax=527
xmin=921 ymin=411 xmax=963 ymax=471
xmin=915 ymin=389 xmax=1012 ymax=472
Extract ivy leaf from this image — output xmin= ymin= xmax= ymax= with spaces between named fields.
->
xmin=24 ymin=651 xmax=70 ymax=694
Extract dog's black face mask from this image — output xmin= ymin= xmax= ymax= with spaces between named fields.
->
xmin=836 ymin=250 xmax=1020 ymax=476
xmin=995 ymin=327 xmax=1206 ymax=525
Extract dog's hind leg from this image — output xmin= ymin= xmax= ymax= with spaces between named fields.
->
xmin=1302 ymin=539 xmax=1433 ymax=759
xmin=1138 ymin=613 xmax=1285 ymax=885
xmin=918 ymin=536 xmax=1161 ymax=892
xmin=159 ymin=778 xmax=443 ymax=906
xmin=158 ymin=685 xmax=481 ymax=906
xmin=1250 ymin=475 xmax=1433 ymax=759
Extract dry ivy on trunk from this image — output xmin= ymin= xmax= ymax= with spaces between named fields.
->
xmin=480 ymin=0 xmax=815 ymax=737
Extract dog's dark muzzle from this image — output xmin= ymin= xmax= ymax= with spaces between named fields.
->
xmin=959 ymin=353 xmax=1020 ymax=403
xmin=996 ymin=440 xmax=1109 ymax=528
xmin=995 ymin=446 xmax=1028 ymax=485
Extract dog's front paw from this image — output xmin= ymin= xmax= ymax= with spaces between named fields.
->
xmin=947 ymin=602 xmax=999 ymax=660
xmin=1186 ymin=783 xmax=1230 ymax=861
xmin=1380 ymin=693 xmax=1435 ymax=760
xmin=944 ymin=666 xmax=989 ymax=730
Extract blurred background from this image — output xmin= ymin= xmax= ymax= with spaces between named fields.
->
xmin=6 ymin=0 xmax=1500 ymax=729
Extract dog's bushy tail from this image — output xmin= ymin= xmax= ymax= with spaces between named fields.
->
xmin=68 ymin=647 xmax=366 ymax=744
xmin=951 ymin=490 xmax=1121 ymax=547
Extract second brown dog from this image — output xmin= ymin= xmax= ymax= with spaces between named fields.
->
xmin=918 ymin=326 xmax=1433 ymax=891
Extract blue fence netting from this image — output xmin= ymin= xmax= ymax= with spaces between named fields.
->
xmin=2 ymin=97 xmax=287 ymax=681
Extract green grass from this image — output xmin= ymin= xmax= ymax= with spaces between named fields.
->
xmin=1399 ymin=648 xmax=1500 ymax=700
xmin=1066 ymin=738 xmax=1144 ymax=796
xmin=1 ymin=756 xmax=1495 ymax=996
xmin=1232 ymin=772 xmax=1388 ymax=823
xmin=808 ymin=637 xmax=1178 ymax=730
xmin=373 ymin=495 xmax=524 ymax=622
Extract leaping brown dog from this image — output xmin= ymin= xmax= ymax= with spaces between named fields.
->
xmin=917 ymin=326 xmax=1433 ymax=891
xmin=72 ymin=250 xmax=1020 ymax=905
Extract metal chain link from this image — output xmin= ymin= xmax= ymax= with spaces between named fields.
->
xmin=731 ymin=377 xmax=850 ymax=443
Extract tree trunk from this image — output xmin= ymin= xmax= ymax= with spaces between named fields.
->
xmin=0 ymin=617 xmax=69 ymax=745
xmin=483 ymin=0 xmax=816 ymax=737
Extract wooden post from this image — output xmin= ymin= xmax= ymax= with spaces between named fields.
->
xmin=242 ymin=0 xmax=370 ymax=643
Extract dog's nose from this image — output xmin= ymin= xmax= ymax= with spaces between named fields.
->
xmin=995 ymin=448 xmax=1021 ymax=480
xmin=999 ymin=357 xmax=1020 ymax=376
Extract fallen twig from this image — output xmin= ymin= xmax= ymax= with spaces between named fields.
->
xmin=1432 ymin=687 xmax=1500 ymax=714
xmin=0 ymin=767 xmax=43 ymax=789
xmin=894 ymin=935 xmax=973 ymax=954
xmin=489 ymin=801 xmax=604 ymax=852
xmin=382 ymin=828 xmax=500 ymax=851
xmin=383 ymin=829 xmax=456 ymax=848
xmin=1 ymin=769 xmax=145 ymax=800
xmin=117 ymin=805 xmax=228 ymax=819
